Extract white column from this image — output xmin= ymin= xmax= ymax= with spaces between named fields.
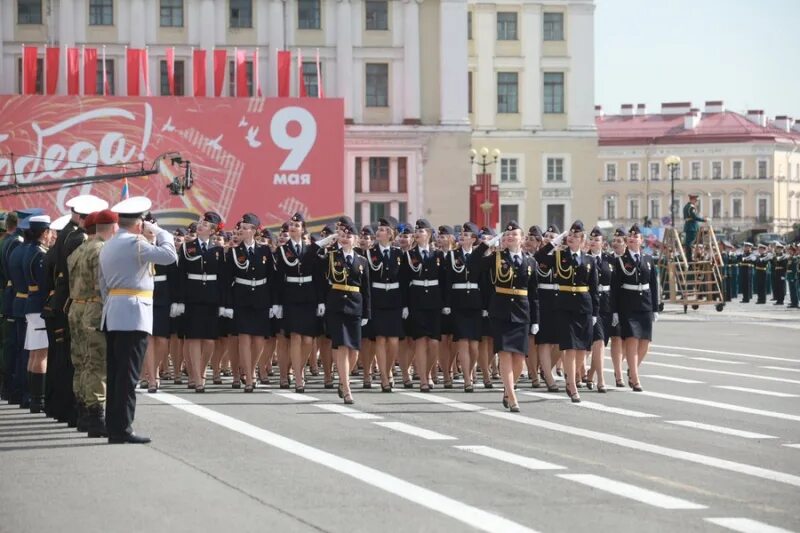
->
xmin=474 ymin=4 xmax=495 ymax=129
xmin=0 ymin=2 xmax=5 ymax=94
xmin=58 ymin=0 xmax=75 ymax=46
xmin=403 ymin=0 xmax=421 ymax=124
xmin=337 ymin=0 xmax=354 ymax=121
xmin=361 ymin=201 xmax=370 ymax=227
xmin=361 ymin=157 xmax=370 ymax=193
xmin=567 ymin=2 xmax=595 ymax=131
xmin=129 ymin=0 xmax=146 ymax=48
xmin=267 ymin=0 xmax=284 ymax=97
xmin=521 ymin=3 xmax=542 ymax=129
xmin=440 ymin=0 xmax=469 ymax=125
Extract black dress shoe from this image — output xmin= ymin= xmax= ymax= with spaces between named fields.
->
xmin=108 ymin=433 xmax=151 ymax=444
xmin=232 ymin=382 xmax=241 ymax=389
xmin=279 ymin=383 xmax=290 ymax=389
xmin=597 ymin=385 xmax=607 ymax=393
xmin=337 ymin=385 xmax=344 ymax=399
xmin=324 ymin=382 xmax=334 ymax=389
xmin=632 ymin=384 xmax=643 ymax=392
xmin=444 ymin=383 xmax=454 ymax=390
xmin=213 ymin=378 xmax=223 ymax=385
xmin=195 ymin=386 xmax=205 ymax=393
xmin=615 ymin=379 xmax=625 ymax=388
xmin=547 ymin=384 xmax=559 ymax=393
xmin=483 ymin=381 xmax=493 ymax=389
xmin=362 ymin=382 xmax=372 ymax=390
xmin=464 ymin=385 xmax=474 ymax=393
xmin=295 ymin=387 xmax=305 ymax=394
xmin=420 ymin=385 xmax=431 ymax=393
xmin=403 ymin=381 xmax=414 ymax=389
xmin=502 ymin=395 xmax=509 ymax=408
xmin=244 ymin=385 xmax=254 ymax=393
xmin=381 ymin=385 xmax=392 ymax=393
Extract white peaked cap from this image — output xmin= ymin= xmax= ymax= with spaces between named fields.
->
xmin=50 ymin=214 xmax=72 ymax=231
xmin=111 ymin=196 xmax=153 ymax=217
xmin=66 ymin=195 xmax=109 ymax=215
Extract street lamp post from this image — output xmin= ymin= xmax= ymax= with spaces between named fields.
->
xmin=665 ymin=155 xmax=681 ymax=228
xmin=470 ymin=147 xmax=501 ymax=228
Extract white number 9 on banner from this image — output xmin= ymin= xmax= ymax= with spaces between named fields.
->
xmin=271 ymin=106 xmax=317 ymax=171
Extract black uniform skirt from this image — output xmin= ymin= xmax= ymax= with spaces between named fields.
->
xmin=184 ymin=304 xmax=220 ymax=340
xmin=152 ymin=304 xmax=171 ymax=338
xmin=491 ymin=319 xmax=529 ymax=356
xmin=452 ymin=308 xmax=482 ymax=342
xmin=283 ymin=303 xmax=322 ymax=337
xmin=535 ymin=295 xmax=560 ymax=345
xmin=592 ymin=318 xmax=605 ymax=344
xmin=480 ymin=314 xmax=492 ymax=338
xmin=557 ymin=310 xmax=592 ymax=351
xmin=441 ymin=312 xmax=454 ymax=337
xmin=601 ymin=313 xmax=618 ymax=344
xmin=408 ymin=309 xmax=442 ymax=340
xmin=327 ymin=313 xmax=361 ymax=350
xmin=620 ymin=311 xmax=653 ymax=341
xmin=370 ymin=307 xmax=404 ymax=338
xmin=234 ymin=306 xmax=272 ymax=337
xmin=169 ymin=314 xmax=185 ymax=337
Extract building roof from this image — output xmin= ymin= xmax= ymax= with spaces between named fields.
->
xmin=596 ymin=110 xmax=800 ymax=147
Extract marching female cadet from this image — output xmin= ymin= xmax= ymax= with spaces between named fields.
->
xmin=273 ymin=224 xmax=293 ymax=389
xmin=168 ymin=229 xmax=186 ymax=384
xmin=608 ymin=227 xmax=627 ymax=387
xmin=533 ymin=225 xmax=563 ymax=392
xmin=357 ymin=225 xmax=377 ymax=388
xmin=274 ymin=213 xmax=336 ymax=393
xmin=395 ymin=224 xmax=415 ymax=387
xmin=143 ymin=214 xmax=171 ymax=393
xmin=585 ymin=226 xmax=611 ymax=393
xmin=313 ymin=225 xmax=337 ymax=389
xmin=611 ymin=224 xmax=659 ymax=392
xmin=226 ymin=213 xmax=278 ymax=393
xmin=535 ymin=221 xmax=599 ymax=403
xmin=523 ymin=226 xmax=544 ymax=386
xmin=477 ymin=227 xmax=497 ymax=389
xmin=480 ymin=221 xmax=538 ymax=412
xmin=321 ymin=221 xmax=370 ymax=404
xmin=443 ymin=222 xmax=484 ymax=392
xmin=367 ymin=217 xmax=405 ymax=392
xmin=436 ymin=225 xmax=456 ymax=387
xmin=212 ymin=230 xmax=237 ymax=385
xmin=401 ymin=219 xmax=446 ymax=392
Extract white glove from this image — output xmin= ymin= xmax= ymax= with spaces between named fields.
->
xmin=530 ymin=324 xmax=539 ymax=335
xmin=269 ymin=305 xmax=278 ymax=319
xmin=401 ymin=307 xmax=409 ymax=320
xmin=361 ymin=318 xmax=368 ymax=327
xmin=274 ymin=305 xmax=283 ymax=319
xmin=143 ymin=221 xmax=159 ymax=233
xmin=316 ymin=303 xmax=326 ymax=317
xmin=316 ymin=234 xmax=336 ymax=248
xmin=442 ymin=307 xmax=451 ymax=315
xmin=223 ymin=308 xmax=234 ymax=319
xmin=612 ymin=313 xmax=619 ymax=327
xmin=218 ymin=307 xmax=226 ymax=318
xmin=551 ymin=230 xmax=569 ymax=247
xmin=482 ymin=310 xmax=489 ymax=318
xmin=176 ymin=303 xmax=185 ymax=316
xmin=592 ymin=316 xmax=597 ymax=326
xmin=169 ymin=303 xmax=180 ymax=318
xmin=653 ymin=312 xmax=659 ymax=322
xmin=487 ymin=235 xmax=501 ymax=248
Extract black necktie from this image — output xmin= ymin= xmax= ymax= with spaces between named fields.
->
xmin=248 ymin=247 xmax=254 ymax=259
xmin=296 ymin=243 xmax=301 ymax=256
xmin=634 ymin=253 xmax=640 ymax=264
xmin=201 ymin=242 xmax=207 ymax=253
xmin=383 ymin=249 xmax=389 ymax=262
xmin=572 ymin=253 xmax=578 ymax=265
xmin=514 ymin=255 xmax=521 ymax=267
xmin=464 ymin=252 xmax=470 ymax=261
xmin=346 ymin=255 xmax=353 ymax=267
xmin=423 ymin=250 xmax=428 ymax=261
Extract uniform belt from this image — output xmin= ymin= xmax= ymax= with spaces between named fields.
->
xmin=15 ymin=292 xmax=27 ymax=299
xmin=411 ymin=280 xmax=439 ymax=287
xmin=372 ymin=282 xmax=399 ymax=290
xmin=331 ymin=283 xmax=360 ymax=293
xmin=755 ymin=267 xmax=767 ymax=271
xmin=5 ymin=281 xmax=10 ymax=287
xmin=776 ymin=267 xmax=786 ymax=271
xmin=559 ymin=285 xmax=589 ymax=293
xmin=109 ymin=288 xmax=153 ymax=298
xmin=153 ymin=275 xmax=167 ymax=282
xmin=495 ymin=287 xmax=528 ymax=296
xmin=72 ymin=297 xmax=101 ymax=304
xmin=286 ymin=276 xmax=312 ymax=283
xmin=235 ymin=277 xmax=267 ymax=287
xmin=622 ymin=283 xmax=649 ymax=291
xmin=28 ymin=285 xmax=39 ymax=292
xmin=537 ymin=283 xmax=558 ymax=291
xmin=599 ymin=285 xmax=611 ymax=292
xmin=187 ymin=273 xmax=217 ymax=281
xmin=452 ymin=282 xmax=479 ymax=290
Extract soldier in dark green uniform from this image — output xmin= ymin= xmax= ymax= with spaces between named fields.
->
xmin=738 ymin=242 xmax=754 ymax=303
xmin=682 ymin=194 xmax=706 ymax=263
xmin=771 ymin=243 xmax=788 ymax=305
xmin=787 ymin=244 xmax=798 ymax=309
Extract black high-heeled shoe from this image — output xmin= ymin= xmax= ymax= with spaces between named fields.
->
xmin=295 ymin=386 xmax=305 ymax=394
xmin=337 ymin=385 xmax=344 ymax=398
xmin=403 ymin=381 xmax=414 ymax=389
xmin=615 ymin=379 xmax=625 ymax=388
xmin=464 ymin=384 xmax=474 ymax=393
xmin=547 ymin=384 xmax=559 ymax=393
xmin=566 ymin=386 xmax=580 ymax=403
xmin=632 ymin=383 xmax=643 ymax=392
xmin=343 ymin=394 xmax=354 ymax=405
xmin=502 ymin=395 xmax=509 ymax=408
xmin=244 ymin=385 xmax=254 ymax=393
xmin=420 ymin=385 xmax=431 ymax=393
xmin=597 ymin=385 xmax=607 ymax=393
xmin=381 ymin=384 xmax=392 ymax=393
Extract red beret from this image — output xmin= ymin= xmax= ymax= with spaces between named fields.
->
xmin=83 ymin=212 xmax=98 ymax=229
xmin=94 ymin=209 xmax=119 ymax=225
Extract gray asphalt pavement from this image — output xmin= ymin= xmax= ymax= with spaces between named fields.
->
xmin=1 ymin=301 xmax=799 ymax=533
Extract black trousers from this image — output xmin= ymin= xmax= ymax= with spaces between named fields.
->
xmin=773 ymin=275 xmax=786 ymax=303
xmin=44 ymin=314 xmax=75 ymax=421
xmin=755 ymin=272 xmax=767 ymax=303
xmin=740 ymin=267 xmax=752 ymax=302
xmin=105 ymin=330 xmax=148 ymax=438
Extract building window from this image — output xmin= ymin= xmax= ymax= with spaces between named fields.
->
xmin=500 ymin=204 xmax=519 ymax=225
xmin=354 ymin=202 xmax=363 ymax=229
xmin=497 ymin=72 xmax=518 ymax=114
xmin=500 ymin=158 xmax=519 ymax=183
xmin=18 ymin=0 xmax=42 ymax=24
xmin=547 ymin=158 xmax=564 ymax=182
xmin=691 ymin=161 xmax=701 ymax=180
xmin=370 ymin=202 xmax=388 ymax=222
xmin=604 ymin=196 xmax=617 ymax=220
xmin=649 ymin=197 xmax=660 ymax=220
xmin=605 ymin=163 xmax=617 ymax=182
xmin=711 ymin=161 xmax=722 ymax=180
xmin=398 ymin=157 xmax=407 ymax=193
xmin=227 ymin=61 xmax=254 ymax=96
xmin=732 ymin=160 xmax=743 ymax=179
xmin=366 ymin=0 xmax=388 ymax=30
xmin=758 ymin=160 xmax=768 ymax=179
xmin=355 ymin=157 xmax=362 ymax=193
xmin=629 ymin=197 xmax=640 ymax=220
xmin=16 ymin=58 xmax=43 ymax=94
xmin=757 ymin=196 xmax=769 ymax=221
xmin=711 ymin=197 xmax=722 ymax=218
xmin=496 ymin=12 xmax=518 ymax=40
xmin=89 ymin=0 xmax=113 ymax=26
xmin=732 ymin=197 xmax=742 ymax=219
xmin=160 ymin=60 xmax=185 ymax=96
xmin=95 ymin=59 xmax=115 ymax=95
xmin=629 ymin=162 xmax=639 ymax=181
xmin=302 ymin=62 xmax=319 ymax=97
xmin=369 ymin=157 xmax=390 ymax=192
xmin=468 ymin=11 xmax=472 ymax=40
xmin=543 ymin=72 xmax=564 ymax=114
xmin=543 ymin=12 xmax=563 ymax=41
xmin=468 ymin=71 xmax=473 ymax=114
xmin=649 ymin=162 xmax=660 ymax=181
xmin=230 ymin=0 xmax=252 ymax=28
xmin=298 ymin=0 xmax=321 ymax=29
xmin=160 ymin=0 xmax=183 ymax=27
xmin=365 ymin=63 xmax=388 ymax=107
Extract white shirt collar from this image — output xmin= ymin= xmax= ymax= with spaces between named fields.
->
xmin=418 ymin=246 xmax=430 ymax=253
xmin=379 ymin=244 xmax=392 ymax=254
xmin=198 ymin=238 xmax=209 ymax=247
xmin=291 ymin=239 xmax=303 ymax=248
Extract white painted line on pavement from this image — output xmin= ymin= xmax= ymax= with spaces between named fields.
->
xmin=271 ymin=392 xmax=320 ymax=402
xmin=557 ymin=474 xmax=707 ymax=510
xmin=642 ymin=374 xmax=705 ymax=384
xmin=714 ymin=386 xmax=799 ymax=398
xmin=666 ymin=421 xmax=777 ymax=440
xmin=315 ymin=403 xmax=383 ymax=420
xmin=782 ymin=444 xmax=800 ymax=449
xmin=147 ymin=392 xmax=536 ymax=533
xmin=640 ymin=391 xmax=800 ymax=423
xmin=374 ymin=421 xmax=458 ymax=441
xmin=401 ymin=393 xmax=800 ymax=489
xmin=521 ymin=392 xmax=569 ymax=401
xmin=638 ymin=351 xmax=685 ymax=359
xmin=651 ymin=344 xmax=796 ymax=363
xmin=455 ymin=445 xmax=566 ymax=470
xmin=402 ymin=392 xmax=484 ymax=411
xmin=691 ymin=357 xmax=747 ymax=365
xmin=761 ymin=366 xmax=800 ymax=373
xmin=645 ymin=361 xmax=800 ymax=385
xmin=577 ymin=401 xmax=659 ymax=418
xmin=704 ymin=517 xmax=794 ymax=533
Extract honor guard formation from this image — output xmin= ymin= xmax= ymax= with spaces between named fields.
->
xmin=0 ymin=193 xmax=797 ymax=444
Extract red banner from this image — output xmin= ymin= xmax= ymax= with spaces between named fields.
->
xmin=45 ymin=47 xmax=59 ymax=95
xmin=141 ymin=48 xmax=151 ymax=96
xmin=126 ymin=48 xmax=140 ymax=96
xmin=297 ymin=50 xmax=307 ymax=97
xmin=22 ymin=46 xmax=38 ymax=95
xmin=165 ymin=47 xmax=175 ymax=96
xmin=0 ymin=96 xmax=345 ymax=230
xmin=470 ymin=174 xmax=499 ymax=229
xmin=277 ymin=51 xmax=291 ymax=98
xmin=84 ymin=48 xmax=98 ymax=95
xmin=213 ymin=50 xmax=227 ymax=97
xmin=67 ymin=48 xmax=80 ymax=95
xmin=236 ymin=49 xmax=248 ymax=97
xmin=253 ymin=49 xmax=262 ymax=97
xmin=193 ymin=49 xmax=206 ymax=97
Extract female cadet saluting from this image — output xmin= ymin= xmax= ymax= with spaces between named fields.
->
xmin=535 ymin=221 xmax=599 ymax=403
xmin=611 ymin=224 xmax=659 ymax=392
xmin=585 ymin=226 xmax=612 ymax=392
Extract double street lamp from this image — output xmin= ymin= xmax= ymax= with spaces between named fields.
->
xmin=470 ymin=147 xmax=501 ymax=228
xmin=665 ymin=155 xmax=681 ymax=228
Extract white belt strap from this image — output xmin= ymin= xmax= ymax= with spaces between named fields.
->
xmin=598 ymin=285 xmax=611 ymax=292
xmin=537 ymin=283 xmax=558 ymax=291
xmin=372 ymin=282 xmax=399 ymax=290
xmin=622 ymin=283 xmax=649 ymax=291
xmin=411 ymin=280 xmax=439 ymax=287
xmin=235 ymin=277 xmax=267 ymax=287
xmin=452 ymin=282 xmax=479 ymax=290
xmin=187 ymin=273 xmax=217 ymax=281
xmin=153 ymin=275 xmax=167 ymax=282
xmin=286 ymin=276 xmax=313 ymax=284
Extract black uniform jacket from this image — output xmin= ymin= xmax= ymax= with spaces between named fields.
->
xmin=591 ymin=251 xmax=615 ymax=317
xmin=443 ymin=248 xmax=484 ymax=311
xmin=275 ymin=240 xmax=325 ymax=305
xmin=610 ymin=249 xmax=659 ymax=314
xmin=321 ymin=249 xmax=371 ymax=319
xmin=535 ymin=244 xmax=599 ymax=317
xmin=401 ymin=246 xmax=446 ymax=311
xmin=178 ymin=239 xmax=228 ymax=306
xmin=481 ymin=248 xmax=539 ymax=325
xmin=366 ymin=244 xmax=405 ymax=309
xmin=227 ymin=242 xmax=277 ymax=309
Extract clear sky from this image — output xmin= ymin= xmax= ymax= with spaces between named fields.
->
xmin=595 ymin=0 xmax=800 ymax=119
